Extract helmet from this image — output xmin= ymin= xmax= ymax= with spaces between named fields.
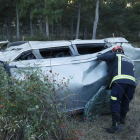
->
xmin=112 ymin=46 xmax=124 ymax=53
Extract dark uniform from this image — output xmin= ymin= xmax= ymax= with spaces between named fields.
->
xmin=97 ymin=50 xmax=136 ymax=133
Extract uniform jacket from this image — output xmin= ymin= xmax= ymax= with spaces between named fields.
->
xmin=97 ymin=52 xmax=136 ymax=87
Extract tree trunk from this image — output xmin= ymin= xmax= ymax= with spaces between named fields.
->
xmin=6 ymin=17 xmax=12 ymax=42
xmin=70 ymin=17 xmax=73 ymax=40
xmin=6 ymin=24 xmax=10 ymax=41
xmin=137 ymin=31 xmax=140 ymax=42
xmin=84 ymin=26 xmax=87 ymax=39
xmin=6 ymin=24 xmax=12 ymax=42
xmin=51 ymin=22 xmax=54 ymax=40
xmin=0 ymin=27 xmax=1 ymax=36
xmin=2 ymin=26 xmax=4 ymax=40
xmin=0 ymin=27 xmax=2 ymax=40
xmin=16 ymin=4 xmax=20 ymax=40
xmin=92 ymin=0 xmax=99 ymax=39
xmin=45 ymin=17 xmax=49 ymax=39
xmin=76 ymin=3 xmax=81 ymax=39
xmin=44 ymin=0 xmax=49 ymax=39
xmin=39 ymin=16 xmax=43 ymax=33
xmin=58 ymin=24 xmax=61 ymax=40
xmin=30 ymin=13 xmax=33 ymax=36
xmin=63 ymin=28 xmax=66 ymax=40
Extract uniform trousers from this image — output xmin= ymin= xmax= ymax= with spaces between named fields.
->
xmin=110 ymin=83 xmax=135 ymax=114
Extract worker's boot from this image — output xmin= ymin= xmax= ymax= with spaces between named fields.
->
xmin=120 ymin=111 xmax=127 ymax=124
xmin=106 ymin=113 xmax=122 ymax=133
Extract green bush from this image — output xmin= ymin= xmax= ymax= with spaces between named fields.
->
xmin=0 ymin=66 xmax=73 ymax=140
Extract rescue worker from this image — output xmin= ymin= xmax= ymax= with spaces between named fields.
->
xmin=97 ymin=46 xmax=136 ymax=133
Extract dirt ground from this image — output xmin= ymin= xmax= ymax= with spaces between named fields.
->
xmin=73 ymin=83 xmax=140 ymax=140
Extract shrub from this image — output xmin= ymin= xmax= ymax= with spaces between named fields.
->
xmin=26 ymin=32 xmax=48 ymax=41
xmin=0 ymin=66 xmax=73 ymax=140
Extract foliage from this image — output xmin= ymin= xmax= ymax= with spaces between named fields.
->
xmin=26 ymin=32 xmax=48 ymax=41
xmin=0 ymin=65 xmax=74 ymax=140
xmin=0 ymin=0 xmax=140 ymax=41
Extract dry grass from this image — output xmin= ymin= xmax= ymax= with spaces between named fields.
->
xmin=72 ymin=83 xmax=140 ymax=140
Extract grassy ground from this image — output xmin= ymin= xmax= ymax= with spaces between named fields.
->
xmin=71 ymin=83 xmax=140 ymax=140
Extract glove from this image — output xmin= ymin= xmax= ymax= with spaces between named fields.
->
xmin=97 ymin=53 xmax=102 ymax=57
xmin=97 ymin=53 xmax=103 ymax=60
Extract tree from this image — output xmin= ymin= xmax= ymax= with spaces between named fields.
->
xmin=76 ymin=2 xmax=81 ymax=39
xmin=20 ymin=0 xmax=37 ymax=36
xmin=16 ymin=2 xmax=20 ymax=40
xmin=44 ymin=0 xmax=49 ymax=38
xmin=92 ymin=0 xmax=99 ymax=39
xmin=98 ymin=0 xmax=125 ymax=37
xmin=0 ymin=0 xmax=140 ymax=41
xmin=9 ymin=0 xmax=23 ymax=40
xmin=42 ymin=0 xmax=67 ymax=39
xmin=0 ymin=0 xmax=16 ymax=41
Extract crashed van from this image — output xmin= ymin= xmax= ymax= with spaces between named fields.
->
xmin=0 ymin=37 xmax=140 ymax=117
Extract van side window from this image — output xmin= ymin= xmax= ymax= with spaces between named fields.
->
xmin=76 ymin=43 xmax=106 ymax=55
xmin=39 ymin=47 xmax=72 ymax=59
xmin=15 ymin=50 xmax=36 ymax=61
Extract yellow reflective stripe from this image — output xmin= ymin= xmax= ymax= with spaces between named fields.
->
xmin=116 ymin=54 xmax=121 ymax=75
xmin=112 ymin=75 xmax=135 ymax=83
xmin=111 ymin=96 xmax=117 ymax=100
xmin=110 ymin=75 xmax=135 ymax=87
